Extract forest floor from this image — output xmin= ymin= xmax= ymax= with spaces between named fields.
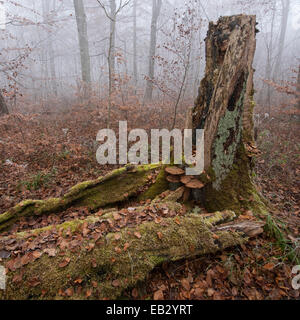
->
xmin=0 ymin=105 xmax=299 ymax=300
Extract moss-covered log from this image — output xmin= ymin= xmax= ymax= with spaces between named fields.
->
xmin=191 ymin=15 xmax=269 ymax=215
xmin=0 ymin=164 xmax=168 ymax=232
xmin=0 ymin=207 xmax=264 ymax=300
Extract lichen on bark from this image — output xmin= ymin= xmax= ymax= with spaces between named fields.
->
xmin=212 ymin=79 xmax=246 ymax=190
xmin=191 ymin=14 xmax=269 ymax=216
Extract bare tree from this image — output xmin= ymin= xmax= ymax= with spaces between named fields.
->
xmin=144 ymin=0 xmax=162 ymax=102
xmin=42 ymin=0 xmax=58 ymax=97
xmin=97 ymin=0 xmax=131 ymax=127
xmin=73 ymin=0 xmax=91 ymax=96
xmin=272 ymin=0 xmax=290 ymax=80
xmin=259 ymin=1 xmax=276 ymax=112
xmin=0 ymin=91 xmax=9 ymax=116
xmin=297 ymin=64 xmax=300 ymax=112
xmin=132 ymin=0 xmax=138 ymax=91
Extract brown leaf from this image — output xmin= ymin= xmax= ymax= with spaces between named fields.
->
xmin=153 ymin=289 xmax=164 ymax=300
xmin=207 ymin=288 xmax=215 ymax=297
xmin=27 ymin=277 xmax=41 ymax=287
xmin=114 ymin=234 xmax=121 ymax=240
xmin=12 ymin=273 xmax=23 ymax=284
xmin=85 ymin=288 xmax=92 ymax=298
xmin=114 ymin=247 xmax=122 ymax=254
xmin=32 ymin=250 xmax=43 ymax=261
xmin=43 ymin=248 xmax=56 ymax=257
xmin=174 ymin=217 xmax=181 ymax=225
xmin=157 ymin=231 xmax=163 ymax=240
xmin=134 ymin=232 xmax=142 ymax=239
xmin=65 ymin=287 xmax=74 ymax=297
xmin=112 ymin=279 xmax=120 ymax=287
xmin=113 ymin=213 xmax=122 ymax=221
xmin=59 ymin=257 xmax=71 ymax=268
xmin=263 ymin=262 xmax=275 ymax=271
xmin=181 ymin=278 xmax=190 ymax=291
xmin=91 ymin=258 xmax=97 ymax=268
xmin=132 ymin=288 xmax=139 ymax=299
xmin=74 ymin=278 xmax=83 ymax=284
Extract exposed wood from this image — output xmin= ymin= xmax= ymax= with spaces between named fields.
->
xmin=191 ymin=15 xmax=268 ymax=214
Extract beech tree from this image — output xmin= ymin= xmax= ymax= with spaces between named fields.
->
xmin=0 ymin=91 xmax=9 ymax=116
xmin=73 ymin=0 xmax=91 ymax=96
xmin=144 ymin=0 xmax=162 ymax=102
xmin=97 ymin=0 xmax=131 ymax=127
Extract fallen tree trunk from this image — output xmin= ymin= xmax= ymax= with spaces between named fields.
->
xmin=0 ymin=164 xmax=168 ymax=232
xmin=0 ymin=203 xmax=264 ymax=300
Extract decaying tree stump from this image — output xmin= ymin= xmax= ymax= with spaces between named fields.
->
xmin=191 ymin=15 xmax=268 ymax=214
xmin=0 ymin=15 xmax=269 ymax=300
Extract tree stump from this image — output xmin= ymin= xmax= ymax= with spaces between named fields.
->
xmin=191 ymin=15 xmax=268 ymax=214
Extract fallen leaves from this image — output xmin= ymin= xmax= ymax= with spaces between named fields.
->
xmin=134 ymin=232 xmax=141 ymax=239
xmin=157 ymin=231 xmax=163 ymax=240
xmin=43 ymin=248 xmax=56 ymax=257
xmin=112 ymin=279 xmax=120 ymax=287
xmin=153 ymin=289 xmax=164 ymax=300
xmin=263 ymin=262 xmax=275 ymax=271
xmin=59 ymin=257 xmax=70 ymax=268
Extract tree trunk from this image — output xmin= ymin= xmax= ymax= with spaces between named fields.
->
xmin=0 ymin=91 xmax=9 ymax=116
xmin=42 ymin=0 xmax=58 ymax=97
xmin=107 ymin=0 xmax=117 ymax=128
xmin=192 ymin=15 xmax=268 ymax=215
xmin=144 ymin=0 xmax=162 ymax=102
xmin=132 ymin=0 xmax=138 ymax=91
xmin=272 ymin=0 xmax=290 ymax=80
xmin=297 ymin=65 xmax=300 ymax=112
xmin=73 ymin=0 xmax=91 ymax=95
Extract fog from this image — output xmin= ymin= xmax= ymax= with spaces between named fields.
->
xmin=0 ymin=0 xmax=299 ymax=118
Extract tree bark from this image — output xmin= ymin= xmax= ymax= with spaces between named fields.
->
xmin=73 ymin=0 xmax=91 ymax=95
xmin=0 ymin=91 xmax=9 ymax=116
xmin=132 ymin=0 xmax=138 ymax=91
xmin=297 ymin=65 xmax=300 ymax=112
xmin=192 ymin=15 xmax=268 ymax=214
xmin=272 ymin=0 xmax=290 ymax=80
xmin=144 ymin=0 xmax=162 ymax=102
xmin=42 ymin=0 xmax=58 ymax=97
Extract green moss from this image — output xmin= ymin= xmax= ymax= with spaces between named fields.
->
xmin=1 ymin=211 xmax=247 ymax=300
xmin=137 ymin=167 xmax=168 ymax=201
xmin=204 ymin=145 xmax=269 ymax=215
xmin=0 ymin=165 xmax=161 ymax=232
xmin=202 ymin=210 xmax=236 ymax=226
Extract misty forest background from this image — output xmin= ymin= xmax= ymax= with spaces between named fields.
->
xmin=0 ymin=0 xmax=299 ymax=300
